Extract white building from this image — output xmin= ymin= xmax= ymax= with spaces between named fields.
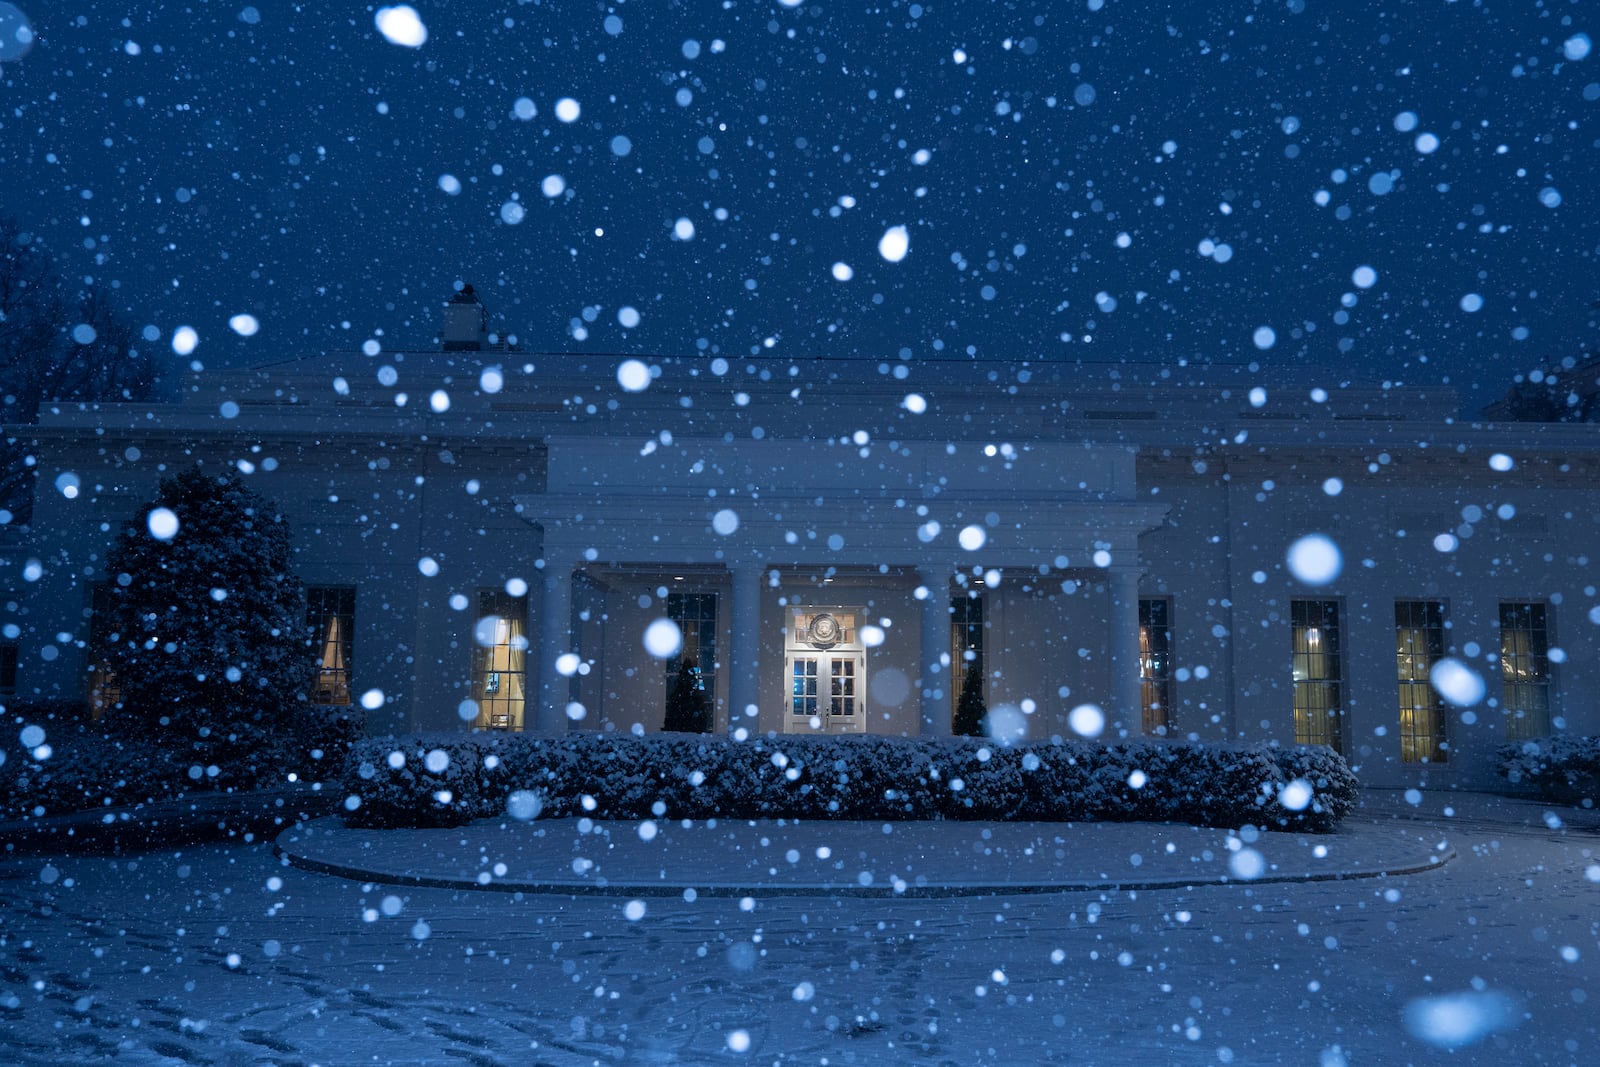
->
xmin=4 ymin=292 xmax=1596 ymax=790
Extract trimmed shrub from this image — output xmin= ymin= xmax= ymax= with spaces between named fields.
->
xmin=0 ymin=717 xmax=180 ymax=822
xmin=1496 ymin=736 xmax=1600 ymax=806
xmin=0 ymin=695 xmax=353 ymax=823
xmin=1262 ymin=744 xmax=1360 ymax=832
xmin=340 ymin=731 xmax=1358 ymax=833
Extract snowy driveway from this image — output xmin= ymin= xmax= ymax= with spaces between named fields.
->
xmin=1 ymin=805 xmax=1596 ymax=1065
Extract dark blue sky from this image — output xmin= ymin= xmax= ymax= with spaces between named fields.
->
xmin=2 ymin=1 xmax=1595 ymax=406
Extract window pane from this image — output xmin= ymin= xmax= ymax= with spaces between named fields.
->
xmin=950 ymin=591 xmax=983 ymax=718
xmin=306 ymin=586 xmax=355 ymax=706
xmin=1394 ymin=600 xmax=1447 ymax=763
xmin=1291 ymin=599 xmax=1343 ymax=752
xmin=791 ymin=657 xmax=818 ymax=718
xmin=1499 ymin=602 xmax=1551 ymax=740
xmin=471 ymin=589 xmax=528 ymax=731
xmin=667 ymin=592 xmax=718 ymax=713
xmin=1139 ymin=598 xmax=1172 ymax=736
xmin=830 ymin=657 xmax=856 ymax=717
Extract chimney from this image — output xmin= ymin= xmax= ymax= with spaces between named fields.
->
xmin=441 ymin=284 xmax=488 ymax=351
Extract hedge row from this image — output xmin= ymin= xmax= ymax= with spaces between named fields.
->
xmin=341 ymin=732 xmax=1359 ymax=833
xmin=0 ymin=698 xmax=356 ymax=823
xmin=1496 ymin=736 xmax=1600 ymax=806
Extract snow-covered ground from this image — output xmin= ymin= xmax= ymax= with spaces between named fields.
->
xmin=1 ymin=793 xmax=1596 ymax=1065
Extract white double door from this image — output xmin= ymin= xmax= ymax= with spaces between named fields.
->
xmin=785 ymin=649 xmax=865 ymax=734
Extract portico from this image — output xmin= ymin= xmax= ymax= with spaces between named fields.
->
xmin=517 ymin=436 xmax=1167 ymax=741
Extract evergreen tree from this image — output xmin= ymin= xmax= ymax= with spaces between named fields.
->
xmin=662 ymin=659 xmax=712 ymax=733
xmin=953 ymin=660 xmax=988 ymax=736
xmin=97 ymin=468 xmax=315 ymax=775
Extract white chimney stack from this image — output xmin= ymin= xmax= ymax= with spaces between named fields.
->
xmin=442 ymin=284 xmax=488 ymax=351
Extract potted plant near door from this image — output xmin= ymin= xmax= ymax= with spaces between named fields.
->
xmin=953 ymin=660 xmax=988 ymax=737
xmin=663 ymin=658 xmax=713 ymax=733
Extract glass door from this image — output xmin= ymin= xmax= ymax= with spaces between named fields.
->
xmin=783 ymin=604 xmax=866 ymax=734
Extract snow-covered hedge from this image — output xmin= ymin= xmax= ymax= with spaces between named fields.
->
xmin=341 ymin=732 xmax=1358 ymax=833
xmin=1496 ymin=736 xmax=1600 ymax=806
xmin=1 ymin=698 xmax=355 ymax=823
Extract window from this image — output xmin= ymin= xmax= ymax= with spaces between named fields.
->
xmin=830 ymin=657 xmax=858 ymax=719
xmin=1394 ymin=600 xmax=1448 ymax=763
xmin=471 ymin=589 xmax=528 ymax=731
xmin=0 ymin=640 xmax=16 ymax=697
xmin=1291 ymin=599 xmax=1344 ymax=752
xmin=950 ymin=590 xmax=984 ymax=714
xmin=306 ymin=586 xmax=355 ymax=706
xmin=1499 ymin=601 xmax=1551 ymax=741
xmin=1139 ymin=598 xmax=1173 ymax=736
xmin=666 ymin=592 xmax=717 ymax=709
xmin=87 ymin=584 xmax=122 ymax=718
xmin=791 ymin=657 xmax=819 ymax=719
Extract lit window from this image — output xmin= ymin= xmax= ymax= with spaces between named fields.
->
xmin=1499 ymin=602 xmax=1552 ymax=741
xmin=306 ymin=586 xmax=355 ymax=706
xmin=1291 ymin=599 xmax=1343 ymax=752
xmin=1394 ymin=600 xmax=1448 ymax=763
xmin=1139 ymin=598 xmax=1172 ymax=736
xmin=472 ymin=589 xmax=528 ymax=731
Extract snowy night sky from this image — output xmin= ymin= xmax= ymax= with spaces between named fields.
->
xmin=1 ymin=1 xmax=1595 ymax=404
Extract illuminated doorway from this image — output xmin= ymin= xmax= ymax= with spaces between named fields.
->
xmin=784 ymin=605 xmax=865 ymax=734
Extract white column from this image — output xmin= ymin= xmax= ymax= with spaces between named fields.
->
xmin=918 ymin=568 xmax=952 ymax=736
xmin=728 ymin=564 xmax=763 ymax=732
xmin=537 ymin=555 xmax=573 ymax=734
xmin=1108 ymin=566 xmax=1144 ymax=734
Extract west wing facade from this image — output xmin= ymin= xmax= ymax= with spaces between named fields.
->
xmin=4 ymin=344 xmax=1596 ymax=790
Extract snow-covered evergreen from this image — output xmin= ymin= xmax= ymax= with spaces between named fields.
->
xmin=98 ymin=468 xmax=318 ymax=779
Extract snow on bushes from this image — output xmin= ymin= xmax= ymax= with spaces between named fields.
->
xmin=1496 ymin=736 xmax=1600 ymax=806
xmin=342 ymin=732 xmax=1358 ymax=833
xmin=1 ymin=697 xmax=354 ymax=823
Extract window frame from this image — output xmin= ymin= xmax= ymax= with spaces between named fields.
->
xmin=1394 ymin=599 xmax=1449 ymax=763
xmin=471 ymin=588 xmax=529 ymax=731
xmin=1498 ymin=600 xmax=1553 ymax=741
xmin=1290 ymin=598 xmax=1345 ymax=753
xmin=666 ymin=591 xmax=719 ymax=712
xmin=1138 ymin=597 xmax=1173 ymax=737
xmin=306 ymin=585 xmax=356 ymax=707
xmin=950 ymin=589 xmax=984 ymax=716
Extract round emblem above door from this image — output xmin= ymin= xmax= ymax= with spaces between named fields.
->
xmin=808 ymin=612 xmax=841 ymax=648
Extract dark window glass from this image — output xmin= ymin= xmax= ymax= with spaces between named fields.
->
xmin=87 ymin=584 xmax=122 ymax=717
xmin=950 ymin=591 xmax=984 ymax=714
xmin=667 ymin=592 xmax=718 ymax=709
